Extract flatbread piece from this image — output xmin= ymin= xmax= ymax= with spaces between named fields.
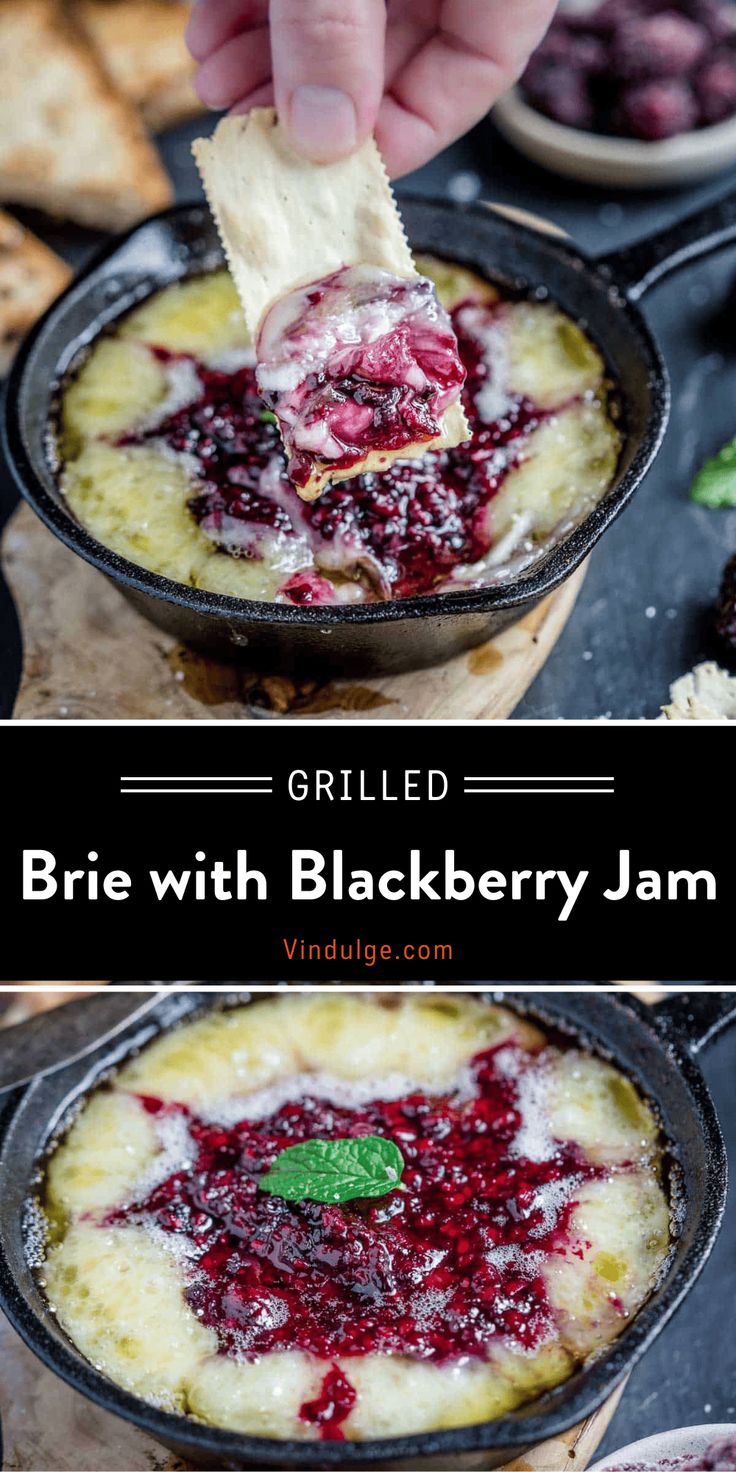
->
xmin=0 ymin=210 xmax=71 ymax=375
xmin=75 ymin=0 xmax=204 ymax=134
xmin=0 ymin=0 xmax=172 ymax=230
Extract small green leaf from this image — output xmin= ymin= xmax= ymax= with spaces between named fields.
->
xmin=691 ymin=436 xmax=736 ymax=508
xmin=259 ymin=1135 xmax=405 ymax=1204
xmin=259 ymin=409 xmax=278 ymax=425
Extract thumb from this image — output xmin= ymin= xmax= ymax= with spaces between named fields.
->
xmin=270 ymin=0 xmax=386 ymax=163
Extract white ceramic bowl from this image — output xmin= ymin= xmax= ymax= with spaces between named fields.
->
xmin=493 ymin=86 xmax=736 ymax=189
xmin=590 ymin=1423 xmax=736 ymax=1471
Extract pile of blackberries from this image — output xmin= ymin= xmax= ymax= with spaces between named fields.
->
xmin=715 ymin=552 xmax=736 ymax=652
xmin=520 ymin=0 xmax=736 ymax=140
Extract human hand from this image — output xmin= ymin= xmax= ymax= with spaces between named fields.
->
xmin=186 ymin=0 xmax=557 ymax=177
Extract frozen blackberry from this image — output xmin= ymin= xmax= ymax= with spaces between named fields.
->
xmin=701 ymin=1436 xmax=736 ymax=1471
xmin=617 ymin=77 xmax=698 ymax=136
xmin=587 ymin=0 xmax=646 ymax=33
xmin=610 ymin=10 xmax=710 ymax=79
xmin=522 ymin=59 xmax=595 ymax=127
xmin=686 ymin=0 xmax=736 ymax=42
xmin=715 ymin=552 xmax=736 ymax=652
xmin=534 ymin=23 xmax=608 ymax=73
xmin=696 ymin=54 xmax=736 ymax=121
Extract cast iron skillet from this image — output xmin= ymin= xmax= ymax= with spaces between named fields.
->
xmin=2 ymin=192 xmax=736 ymax=676
xmin=0 ymin=988 xmax=734 ymax=1471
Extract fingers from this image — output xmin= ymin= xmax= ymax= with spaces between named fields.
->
xmin=458 ymin=0 xmax=558 ymax=83
xmin=194 ymin=26 xmax=272 ymax=109
xmin=375 ymin=93 xmax=436 ymax=180
xmin=186 ymin=0 xmax=267 ymax=64
xmin=270 ymin=0 xmax=386 ymax=162
xmin=377 ymin=0 xmax=557 ymax=176
xmin=231 ymin=82 xmax=276 ymax=116
xmin=189 ymin=0 xmax=556 ymax=172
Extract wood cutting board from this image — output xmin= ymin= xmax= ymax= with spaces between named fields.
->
xmin=1 ymin=503 xmax=586 ymax=721
xmin=0 ymin=1312 xmax=626 ymax=1472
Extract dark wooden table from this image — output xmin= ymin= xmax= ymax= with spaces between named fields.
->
xmin=2 ymin=116 xmax=736 ymax=717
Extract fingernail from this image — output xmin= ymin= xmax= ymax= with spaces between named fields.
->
xmin=193 ymin=63 xmax=227 ymax=110
xmin=289 ymin=85 xmax=358 ymax=162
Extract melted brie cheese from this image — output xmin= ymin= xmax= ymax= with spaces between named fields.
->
xmin=38 ymin=994 xmax=670 ymax=1443
xmin=58 ymin=261 xmax=620 ymax=604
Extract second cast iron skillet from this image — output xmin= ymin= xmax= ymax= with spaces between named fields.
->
xmin=4 ymin=191 xmax=736 ymax=676
xmin=0 ymin=988 xmax=734 ymax=1470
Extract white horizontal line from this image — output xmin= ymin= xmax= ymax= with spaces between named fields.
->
xmin=2 ymin=983 xmax=728 ymax=994
xmin=120 ymin=776 xmax=272 ymax=782
xmin=121 ymin=788 xmax=273 ymax=795
xmin=464 ymin=776 xmax=615 ymax=782
xmin=464 ymin=787 xmax=614 ymax=795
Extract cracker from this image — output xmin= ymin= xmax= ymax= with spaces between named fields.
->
xmin=193 ymin=110 xmax=414 ymax=333
xmin=294 ymin=400 xmax=470 ymax=501
xmin=660 ymin=661 xmax=736 ymax=721
xmin=193 ymin=110 xmax=469 ymax=497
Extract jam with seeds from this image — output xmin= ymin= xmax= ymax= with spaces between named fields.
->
xmin=119 ymin=301 xmax=547 ymax=601
xmin=299 ymin=1365 xmax=357 ymax=1441
xmin=255 ymin=266 xmax=467 ymax=491
xmin=109 ymin=1043 xmax=608 ymax=1442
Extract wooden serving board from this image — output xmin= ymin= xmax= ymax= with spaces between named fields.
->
xmin=1 ymin=503 xmax=586 ymax=721
xmin=0 ymin=1313 xmax=625 ymax=1472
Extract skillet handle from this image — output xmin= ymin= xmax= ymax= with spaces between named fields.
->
xmin=596 ymin=190 xmax=736 ymax=304
xmin=652 ymin=991 xmax=736 ymax=1055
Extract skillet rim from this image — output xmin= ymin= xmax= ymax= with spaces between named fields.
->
xmin=0 ymin=988 xmax=726 ymax=1469
xmin=1 ymin=199 xmax=669 ymax=630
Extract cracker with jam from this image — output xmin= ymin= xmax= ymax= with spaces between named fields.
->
xmin=193 ymin=110 xmax=470 ymax=500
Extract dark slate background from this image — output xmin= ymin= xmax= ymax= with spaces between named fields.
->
xmin=1 ymin=113 xmax=736 ymax=717
xmin=599 ymin=1022 xmax=736 ymax=1458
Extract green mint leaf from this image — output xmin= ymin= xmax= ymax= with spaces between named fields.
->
xmin=691 ymin=436 xmax=736 ymax=508
xmin=258 ymin=1135 xmax=404 ymax=1204
xmin=259 ymin=409 xmax=278 ymax=425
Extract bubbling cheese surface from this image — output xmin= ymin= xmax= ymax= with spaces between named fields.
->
xmin=39 ymin=995 xmax=670 ymax=1443
xmin=57 ymin=258 xmax=620 ymax=605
